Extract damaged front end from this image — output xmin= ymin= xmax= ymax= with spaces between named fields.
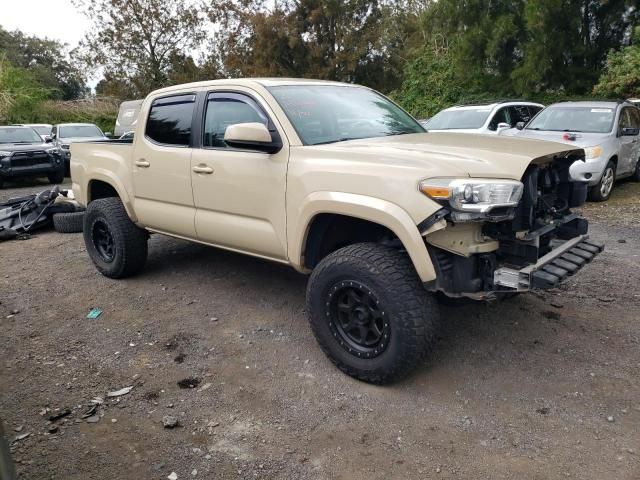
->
xmin=421 ymin=151 xmax=603 ymax=299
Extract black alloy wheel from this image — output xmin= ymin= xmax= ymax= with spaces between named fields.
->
xmin=327 ymin=280 xmax=390 ymax=359
xmin=92 ymin=220 xmax=115 ymax=262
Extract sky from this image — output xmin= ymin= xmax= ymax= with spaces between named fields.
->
xmin=1 ymin=0 xmax=90 ymax=48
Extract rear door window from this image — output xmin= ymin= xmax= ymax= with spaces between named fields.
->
xmin=145 ymin=94 xmax=196 ymax=146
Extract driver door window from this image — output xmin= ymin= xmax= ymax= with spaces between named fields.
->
xmin=488 ymin=108 xmax=509 ymax=130
xmin=203 ymin=93 xmax=268 ymax=148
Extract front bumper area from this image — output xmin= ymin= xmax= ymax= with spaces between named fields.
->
xmin=569 ymin=157 xmax=606 ymax=186
xmin=494 ymin=235 xmax=604 ymax=291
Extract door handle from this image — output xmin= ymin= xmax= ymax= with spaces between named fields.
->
xmin=192 ymin=165 xmax=214 ymax=174
xmin=135 ymin=159 xmax=150 ymax=168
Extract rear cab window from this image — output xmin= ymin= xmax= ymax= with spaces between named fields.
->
xmin=145 ymin=94 xmax=196 ymax=146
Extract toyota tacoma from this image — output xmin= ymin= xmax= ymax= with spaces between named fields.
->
xmin=70 ymin=79 xmax=603 ymax=384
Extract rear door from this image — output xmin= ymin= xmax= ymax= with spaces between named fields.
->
xmin=131 ymin=93 xmax=198 ymax=237
xmin=190 ymin=88 xmax=289 ymax=260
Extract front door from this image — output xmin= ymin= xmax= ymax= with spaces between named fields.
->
xmin=621 ymin=107 xmax=640 ymax=174
xmin=132 ymin=93 xmax=197 ymax=237
xmin=190 ymin=89 xmax=288 ymax=260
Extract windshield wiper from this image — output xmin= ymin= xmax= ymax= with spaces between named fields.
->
xmin=312 ymin=137 xmax=364 ymax=146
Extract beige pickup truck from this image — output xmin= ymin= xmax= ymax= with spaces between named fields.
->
xmin=71 ymin=79 xmax=603 ymax=384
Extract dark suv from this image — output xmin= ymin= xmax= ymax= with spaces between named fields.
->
xmin=0 ymin=126 xmax=65 ymax=188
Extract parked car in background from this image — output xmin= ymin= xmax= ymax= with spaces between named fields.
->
xmin=0 ymin=126 xmax=65 ymax=187
xmin=627 ymin=98 xmax=640 ymax=107
xmin=114 ymin=99 xmax=143 ymax=137
xmin=12 ymin=123 xmax=53 ymax=141
xmin=417 ymin=118 xmax=430 ymax=128
xmin=51 ymin=123 xmax=108 ymax=174
xmin=512 ymin=101 xmax=640 ymax=201
xmin=424 ymin=101 xmax=544 ymax=134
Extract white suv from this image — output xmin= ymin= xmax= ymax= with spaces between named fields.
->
xmin=424 ymin=101 xmax=544 ymax=135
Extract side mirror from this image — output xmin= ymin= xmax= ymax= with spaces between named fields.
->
xmin=104 ymin=132 xmax=113 ymax=138
xmin=496 ymin=122 xmax=511 ymax=131
xmin=516 ymin=122 xmax=525 ymax=130
xmin=621 ymin=127 xmax=640 ymax=136
xmin=224 ymin=123 xmax=282 ymax=153
xmin=44 ymin=136 xmax=53 ymax=143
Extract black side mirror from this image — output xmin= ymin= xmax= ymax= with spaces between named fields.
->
xmin=516 ymin=122 xmax=525 ymax=130
xmin=44 ymin=136 xmax=53 ymax=143
xmin=621 ymin=127 xmax=640 ymax=136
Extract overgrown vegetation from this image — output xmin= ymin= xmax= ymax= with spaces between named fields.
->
xmin=0 ymin=0 xmax=638 ymax=127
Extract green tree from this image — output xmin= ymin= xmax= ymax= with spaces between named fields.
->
xmin=512 ymin=0 xmax=639 ymax=95
xmin=0 ymin=26 xmax=86 ymax=100
xmin=594 ymin=26 xmax=640 ymax=98
xmin=75 ymin=0 xmax=207 ymax=98
xmin=210 ymin=0 xmax=416 ymax=92
xmin=0 ymin=55 xmax=50 ymax=123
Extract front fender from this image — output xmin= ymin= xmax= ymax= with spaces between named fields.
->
xmin=291 ymin=191 xmax=437 ymax=282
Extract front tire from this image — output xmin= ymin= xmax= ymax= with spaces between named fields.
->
xmin=588 ymin=160 xmax=615 ymax=202
xmin=306 ymin=243 xmax=439 ymax=384
xmin=632 ymin=158 xmax=640 ymax=182
xmin=83 ymin=198 xmax=148 ymax=278
xmin=48 ymin=170 xmax=65 ymax=185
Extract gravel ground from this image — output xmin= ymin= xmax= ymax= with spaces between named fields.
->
xmin=1 ymin=177 xmax=639 ymax=480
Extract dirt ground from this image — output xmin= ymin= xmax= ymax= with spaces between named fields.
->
xmin=1 ymin=177 xmax=639 ymax=480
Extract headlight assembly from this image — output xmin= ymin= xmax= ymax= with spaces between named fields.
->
xmin=0 ymin=150 xmax=11 ymax=158
xmin=584 ymin=146 xmax=602 ymax=159
xmin=419 ymin=178 xmax=524 ymax=221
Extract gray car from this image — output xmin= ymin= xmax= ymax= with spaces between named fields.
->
xmin=51 ymin=123 xmax=108 ymax=174
xmin=513 ymin=101 xmax=640 ymax=201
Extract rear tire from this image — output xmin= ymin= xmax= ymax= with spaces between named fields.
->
xmin=53 ymin=211 xmax=85 ymax=233
xmin=83 ymin=198 xmax=148 ymax=278
xmin=306 ymin=243 xmax=439 ymax=384
xmin=588 ymin=160 xmax=615 ymax=202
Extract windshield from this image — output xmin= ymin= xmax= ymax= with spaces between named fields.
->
xmin=0 ymin=127 xmax=43 ymax=144
xmin=59 ymin=125 xmax=103 ymax=138
xmin=29 ymin=125 xmax=50 ymax=135
xmin=268 ymin=85 xmax=424 ymax=145
xmin=527 ymin=106 xmax=615 ymax=133
xmin=425 ymin=108 xmax=492 ymax=130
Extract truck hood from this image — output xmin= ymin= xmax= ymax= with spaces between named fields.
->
xmin=304 ymin=132 xmax=584 ymax=180
xmin=511 ymin=129 xmax=610 ymax=148
xmin=0 ymin=142 xmax=51 ymax=153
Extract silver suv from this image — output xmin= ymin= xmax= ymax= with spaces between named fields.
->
xmin=424 ymin=101 xmax=544 ymax=135
xmin=513 ymin=101 xmax=640 ymax=201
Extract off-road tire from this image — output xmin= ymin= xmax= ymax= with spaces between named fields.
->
xmin=53 ymin=211 xmax=85 ymax=233
xmin=588 ymin=160 xmax=615 ymax=202
xmin=83 ymin=197 xmax=147 ymax=278
xmin=306 ymin=243 xmax=439 ymax=384
xmin=48 ymin=170 xmax=65 ymax=185
xmin=632 ymin=158 xmax=640 ymax=182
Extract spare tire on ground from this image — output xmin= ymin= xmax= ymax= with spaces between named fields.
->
xmin=53 ymin=211 xmax=85 ymax=233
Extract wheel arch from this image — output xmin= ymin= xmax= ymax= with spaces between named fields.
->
xmin=85 ymin=171 xmax=137 ymax=222
xmin=292 ymin=192 xmax=438 ymax=283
